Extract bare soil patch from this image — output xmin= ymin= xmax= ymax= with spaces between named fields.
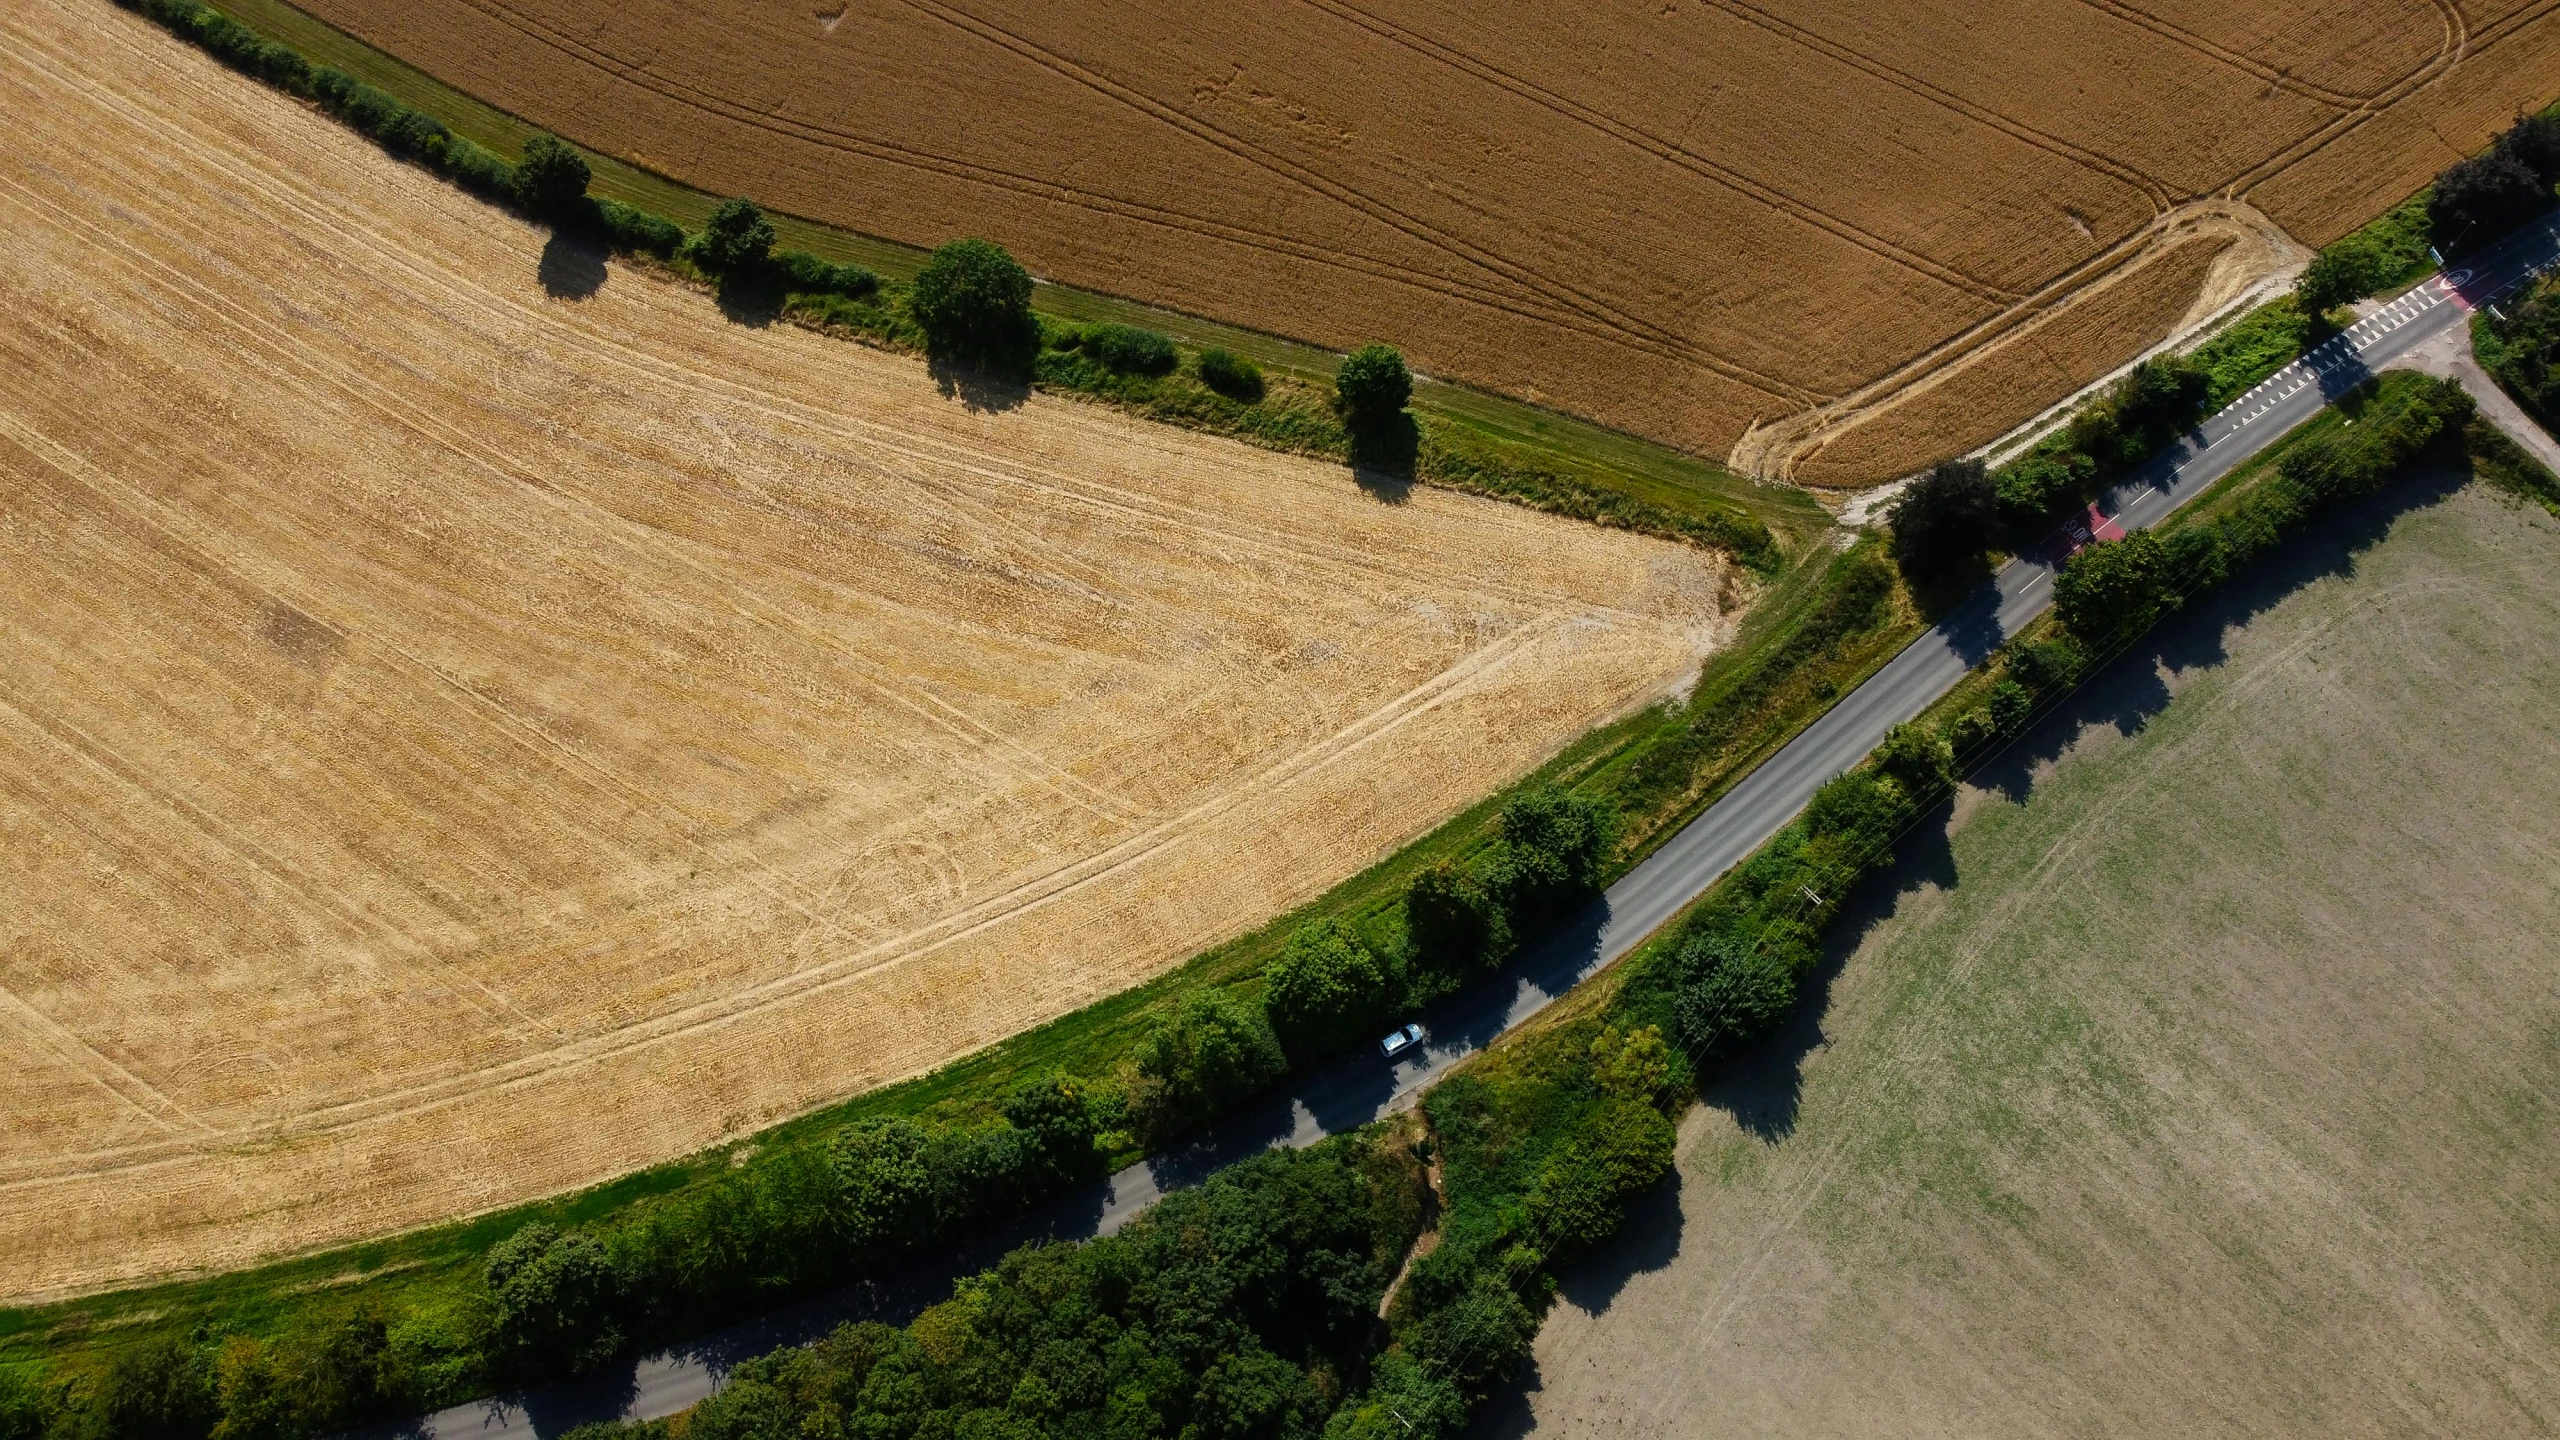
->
xmin=1505 ymin=480 xmax=2560 ymax=1435
xmin=286 ymin=0 xmax=2560 ymax=480
xmin=0 ymin=0 xmax=1728 ymax=1301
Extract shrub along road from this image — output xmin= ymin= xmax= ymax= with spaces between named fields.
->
xmin=385 ymin=215 xmax=2560 ymax=1440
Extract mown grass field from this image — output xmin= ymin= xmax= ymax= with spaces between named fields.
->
xmin=1510 ymin=470 xmax=2560 ymax=1436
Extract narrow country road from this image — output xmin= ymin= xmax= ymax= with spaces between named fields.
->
xmin=382 ymin=214 xmax=2560 ymax=1440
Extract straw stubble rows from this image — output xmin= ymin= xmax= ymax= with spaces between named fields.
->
xmin=0 ymin=0 xmax=1729 ymax=1300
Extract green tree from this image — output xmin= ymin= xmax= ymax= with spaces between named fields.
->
xmin=1886 ymin=457 xmax=1998 ymax=582
xmin=832 ymin=1117 xmax=934 ymax=1249
xmin=512 ymin=133 xmax=591 ymax=219
xmin=695 ymin=197 xmax=776 ymax=275
xmin=1263 ymin=919 xmax=1397 ymax=1058
xmin=1130 ymin=991 xmax=1286 ymax=1139
xmin=485 ymin=1224 xmax=624 ymax=1370
xmin=2430 ymin=150 xmax=2548 ymax=255
xmin=1401 ymin=1273 xmax=1534 ymax=1405
xmin=1488 ymin=786 xmax=1616 ymax=924
xmin=1872 ymin=720 xmax=1954 ymax=800
xmin=1002 ymin=1072 xmax=1098 ymax=1176
xmin=909 ymin=238 xmax=1036 ymax=366
xmin=1670 ymin=930 xmax=1795 ymax=1060
xmin=1403 ymin=858 xmax=1508 ymax=979
xmin=2053 ymin=529 xmax=2168 ymax=645
xmin=98 ymin=1337 xmax=218 ymax=1440
xmin=1333 ymin=344 xmax=1411 ymax=429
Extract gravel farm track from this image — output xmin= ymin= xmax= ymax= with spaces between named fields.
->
xmin=0 ymin=0 xmax=1734 ymax=1302
xmin=284 ymin=0 xmax=2560 ymax=484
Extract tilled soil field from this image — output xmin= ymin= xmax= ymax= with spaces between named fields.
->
xmin=0 ymin=0 xmax=1730 ymax=1301
xmin=286 ymin=0 xmax=2560 ymax=482
xmin=1503 ymin=480 xmax=2560 ymax=1436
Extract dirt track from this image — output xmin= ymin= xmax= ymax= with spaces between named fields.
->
xmin=287 ymin=0 xmax=2560 ymax=481
xmin=0 ymin=0 xmax=1730 ymax=1301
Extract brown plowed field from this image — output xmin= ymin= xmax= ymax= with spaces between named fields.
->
xmin=0 ymin=0 xmax=1730 ymax=1301
xmin=288 ymin=0 xmax=2560 ymax=481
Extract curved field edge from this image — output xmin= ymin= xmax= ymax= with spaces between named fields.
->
xmin=182 ymin=0 xmax=1828 ymax=558
xmin=0 ymin=0 xmax=1886 ymax=1393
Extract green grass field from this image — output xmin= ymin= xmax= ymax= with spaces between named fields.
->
xmin=1511 ymin=467 xmax=2560 ymax=1438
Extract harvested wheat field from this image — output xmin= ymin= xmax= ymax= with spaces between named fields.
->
xmin=1502 ymin=480 xmax=2560 ymax=1435
xmin=288 ymin=0 xmax=2560 ymax=483
xmin=0 ymin=0 xmax=1732 ymax=1301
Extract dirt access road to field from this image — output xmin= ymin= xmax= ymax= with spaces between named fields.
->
xmin=294 ymin=0 xmax=2560 ymax=484
xmin=1506 ymin=481 xmax=2560 ymax=1436
xmin=0 ymin=0 xmax=1730 ymax=1302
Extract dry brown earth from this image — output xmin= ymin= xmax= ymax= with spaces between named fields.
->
xmin=0 ymin=0 xmax=1731 ymax=1301
xmin=1504 ymin=481 xmax=2560 ymax=1436
xmin=288 ymin=0 xmax=2560 ymax=481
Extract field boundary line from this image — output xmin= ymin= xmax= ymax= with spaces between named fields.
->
xmin=25 ymin=10 xmax=1702 ymax=636
xmin=434 ymin=0 xmax=1821 ymax=404
xmin=1732 ymin=201 xmax=2301 ymax=481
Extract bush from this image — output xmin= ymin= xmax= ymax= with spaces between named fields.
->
xmin=596 ymin=198 xmax=683 ymax=259
xmin=1130 ymin=990 xmax=1287 ymax=1140
xmin=513 ymin=133 xmax=590 ymax=219
xmin=1333 ymin=344 xmax=1411 ymax=429
xmin=776 ymin=249 xmax=880 ymax=299
xmin=1078 ymin=322 xmax=1178 ymax=375
xmin=1669 ymin=930 xmax=1796 ymax=1059
xmin=694 ymin=197 xmax=776 ymax=276
xmin=2053 ymin=529 xmax=2168 ymax=646
xmin=1803 ymin=770 xmax=1904 ymax=843
xmin=2004 ymin=635 xmax=2084 ymax=694
xmin=437 ymin=136 xmax=516 ymax=203
xmin=1403 ymin=859 xmax=1508 ymax=980
xmin=2430 ymin=150 xmax=2549 ymax=254
xmin=1587 ymin=1024 xmax=1671 ymax=1103
xmin=1984 ymin=676 xmax=2035 ymax=737
xmin=1263 ymin=920 xmax=1400 ymax=1059
xmin=1197 ymin=346 xmax=1265 ymax=400
xmin=909 ymin=237 xmax=1037 ymax=366
xmin=1887 ymin=457 xmax=1998 ymax=581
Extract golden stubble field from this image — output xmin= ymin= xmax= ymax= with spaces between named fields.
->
xmin=0 ymin=0 xmax=1731 ymax=1301
xmin=291 ymin=0 xmax=2560 ymax=483
xmin=1506 ymin=482 xmax=2560 ymax=1436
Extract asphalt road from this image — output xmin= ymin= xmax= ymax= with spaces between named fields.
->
xmin=381 ymin=215 xmax=2560 ymax=1440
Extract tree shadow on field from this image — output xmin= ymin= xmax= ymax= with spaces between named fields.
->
xmin=1471 ymin=1173 xmax=1687 ymax=1439
xmin=928 ymin=353 xmax=1032 ymax=415
xmin=537 ymin=232 xmax=608 ymax=300
xmin=714 ymin=269 xmax=783 ymax=328
xmin=1684 ymin=459 xmax=2478 ymax=1146
xmin=1349 ymin=412 xmax=1420 ymax=502
xmin=1968 ymin=459 xmax=2469 ymax=805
